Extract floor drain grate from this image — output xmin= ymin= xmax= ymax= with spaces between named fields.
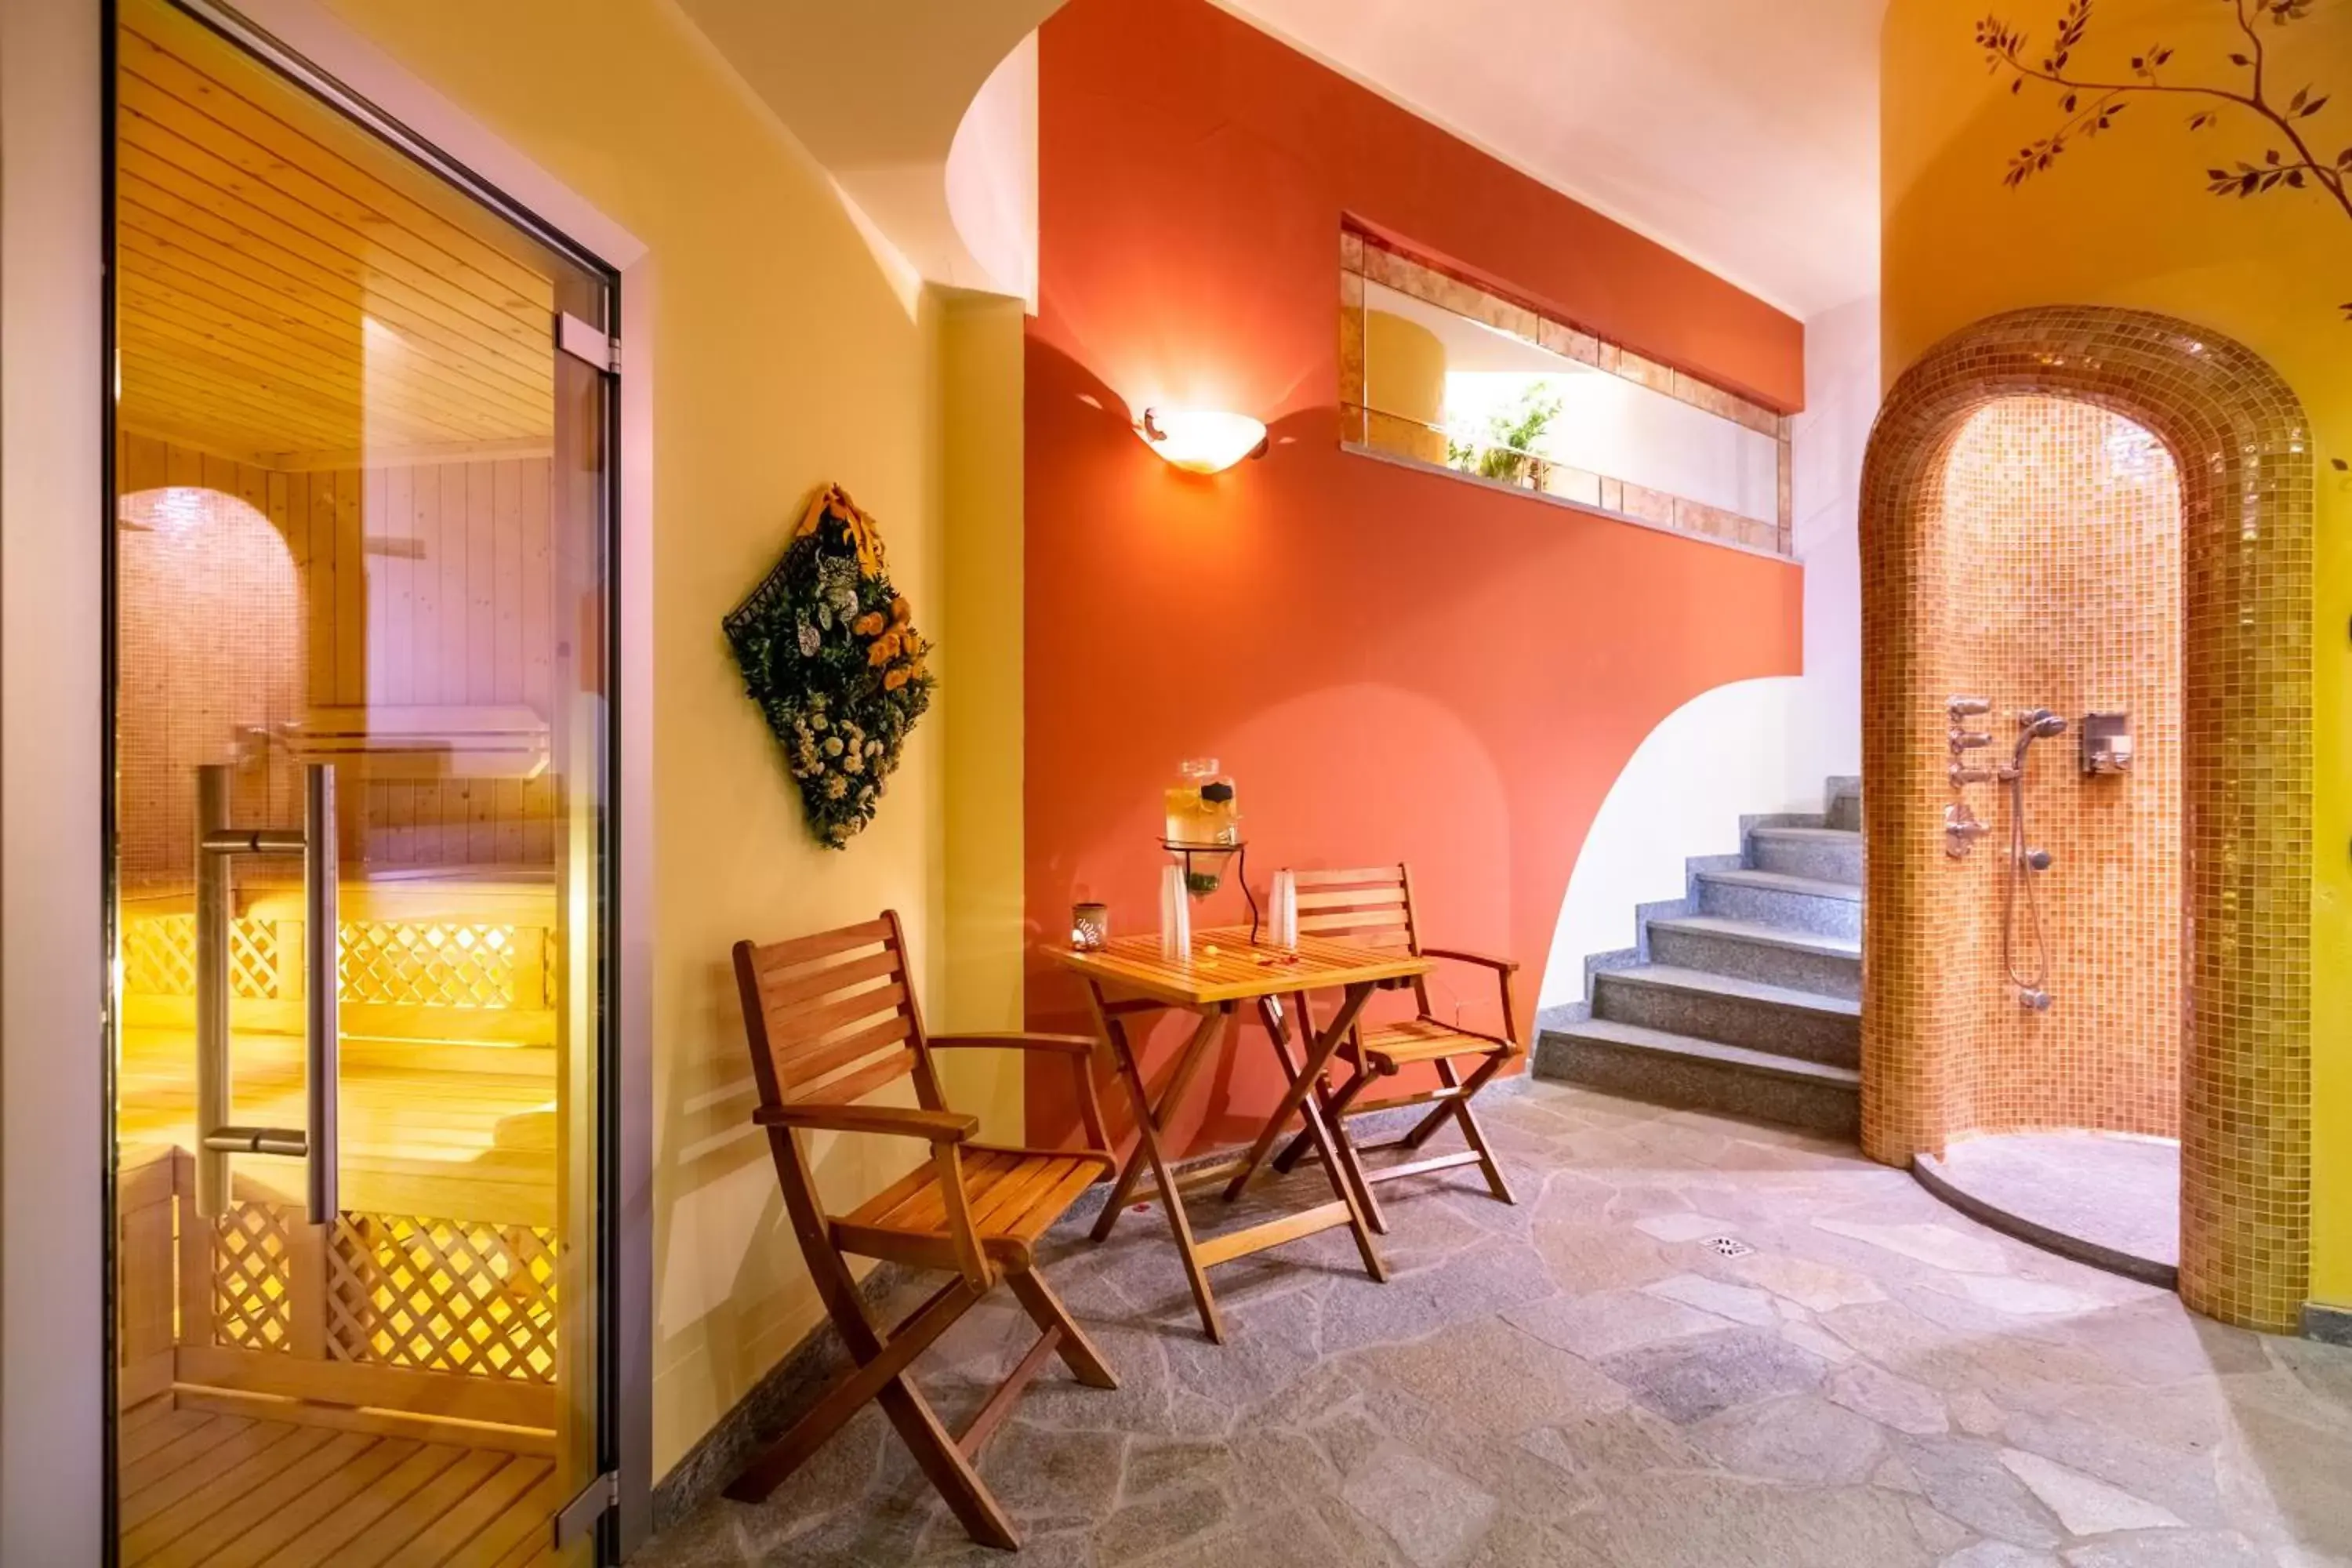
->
xmin=1703 ymin=1236 xmax=1755 ymax=1258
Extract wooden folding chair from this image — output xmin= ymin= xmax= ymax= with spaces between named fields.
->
xmin=725 ymin=910 xmax=1119 ymax=1549
xmin=1269 ymin=864 xmax=1520 ymax=1232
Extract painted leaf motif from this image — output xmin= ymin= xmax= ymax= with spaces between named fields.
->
xmin=1979 ymin=0 xmax=2351 ymax=324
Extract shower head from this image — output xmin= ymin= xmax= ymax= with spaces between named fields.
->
xmin=2011 ymin=709 xmax=2069 ymax=767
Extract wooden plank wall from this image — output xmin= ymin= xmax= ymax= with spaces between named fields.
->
xmin=118 ymin=432 xmax=559 ymax=886
xmin=115 ymin=0 xmax=555 ymax=470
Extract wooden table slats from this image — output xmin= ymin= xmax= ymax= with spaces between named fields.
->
xmin=1052 ymin=929 xmax=1428 ymax=1007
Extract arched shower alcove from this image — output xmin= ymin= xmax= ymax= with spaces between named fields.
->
xmin=1858 ymin=305 xmax=2314 ymax=1333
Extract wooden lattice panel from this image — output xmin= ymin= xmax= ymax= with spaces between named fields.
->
xmin=122 ymin=913 xmax=280 ymax=1000
xmin=230 ymin=920 xmax=279 ymax=1000
xmin=338 ymin=920 xmax=517 ymax=1009
xmin=212 ymin=1201 xmax=293 ymax=1352
xmin=326 ymin=1213 xmax=557 ymax=1382
xmin=122 ymin=915 xmax=194 ymax=998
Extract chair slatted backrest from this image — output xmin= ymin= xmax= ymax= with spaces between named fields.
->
xmin=1291 ymin=864 xmax=1434 ymax=1013
xmin=733 ymin=911 xmax=945 ymax=1123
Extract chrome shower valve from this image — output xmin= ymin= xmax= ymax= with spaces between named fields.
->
xmin=1944 ymin=802 xmax=1991 ymax=858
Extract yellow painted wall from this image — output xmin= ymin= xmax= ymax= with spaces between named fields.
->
xmin=319 ymin=0 xmax=1026 ymax=1472
xmin=1884 ymin=0 xmax=2351 ymax=1305
xmin=1364 ymin=309 xmax=1447 ymax=426
xmin=939 ymin=293 xmax=1030 ymax=1055
xmin=1364 ymin=309 xmax=1450 ymax=466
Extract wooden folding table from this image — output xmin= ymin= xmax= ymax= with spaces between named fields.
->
xmin=1050 ymin=928 xmax=1432 ymax=1341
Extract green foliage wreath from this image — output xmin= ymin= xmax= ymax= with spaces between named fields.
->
xmin=724 ymin=484 xmax=935 ymax=848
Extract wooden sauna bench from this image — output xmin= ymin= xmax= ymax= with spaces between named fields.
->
xmin=117 ymin=1029 xmax=556 ymax=1227
xmin=118 ymin=868 xmax=565 ymax=1229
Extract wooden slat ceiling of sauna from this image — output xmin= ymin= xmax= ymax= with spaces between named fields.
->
xmin=115 ymin=4 xmax=554 ymax=473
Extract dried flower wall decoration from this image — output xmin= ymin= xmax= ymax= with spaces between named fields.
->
xmin=724 ymin=484 xmax=934 ymax=848
xmin=1976 ymin=0 xmax=2352 ymax=321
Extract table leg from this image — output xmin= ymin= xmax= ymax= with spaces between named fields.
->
xmin=1269 ymin=989 xmax=1330 ymax=1178
xmin=1242 ymin=993 xmax=1388 ymax=1282
xmin=1087 ymin=997 xmax=1229 ymax=1342
xmin=1223 ymin=981 xmax=1375 ymax=1197
xmin=1088 ymin=1000 xmax=1227 ymax=1240
xmin=1244 ymin=994 xmax=1361 ymax=1206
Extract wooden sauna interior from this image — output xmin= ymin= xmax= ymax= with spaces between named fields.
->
xmin=111 ymin=2 xmax=595 ymax=1561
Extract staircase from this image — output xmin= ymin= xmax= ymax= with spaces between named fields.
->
xmin=1534 ymin=779 xmax=1863 ymax=1137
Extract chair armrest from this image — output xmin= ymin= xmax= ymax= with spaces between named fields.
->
xmin=1421 ymin=948 xmax=1523 ymax=1048
xmin=926 ymin=1032 xmax=1098 ymax=1058
xmin=927 ymin=1033 xmax=1115 ymax=1158
xmin=753 ymin=1102 xmax=978 ymax=1143
xmin=1421 ymin=946 xmax=1519 ymax=974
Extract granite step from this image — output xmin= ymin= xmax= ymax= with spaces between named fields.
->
xmin=1591 ymin=964 xmax=1859 ymax=1069
xmin=1693 ymin=867 xmax=1863 ymax=940
xmin=1748 ymin=825 xmax=1864 ymax=885
xmin=1534 ymin=1018 xmax=1860 ymax=1137
xmin=1644 ymin=914 xmax=1862 ymax=1001
xmin=1828 ymin=784 xmax=1863 ymax=833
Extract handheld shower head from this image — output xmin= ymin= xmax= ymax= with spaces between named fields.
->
xmin=2012 ymin=709 xmax=2069 ymax=766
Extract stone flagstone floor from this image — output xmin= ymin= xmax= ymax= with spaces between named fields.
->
xmin=637 ymin=1080 xmax=2352 ymax=1567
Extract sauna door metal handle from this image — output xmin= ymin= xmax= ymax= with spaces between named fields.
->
xmin=193 ymin=760 xmax=339 ymax=1225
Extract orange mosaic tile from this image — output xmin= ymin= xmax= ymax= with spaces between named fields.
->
xmin=1859 ymin=306 xmax=2315 ymax=1334
xmin=1935 ymin=397 xmax=2183 ymax=1140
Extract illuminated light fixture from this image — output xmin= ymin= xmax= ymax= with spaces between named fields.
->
xmin=1136 ymin=408 xmax=1269 ymax=474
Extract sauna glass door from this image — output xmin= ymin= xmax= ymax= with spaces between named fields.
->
xmin=107 ymin=2 xmax=615 ymax=1562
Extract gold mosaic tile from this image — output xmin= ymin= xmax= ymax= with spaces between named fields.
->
xmin=1338 ymin=267 xmax=1366 ymax=412
xmin=1672 ymin=495 xmax=1747 ymax=542
xmin=1858 ymin=306 xmax=2314 ymax=1334
xmin=1364 ymin=408 xmax=1446 ymax=466
xmin=1621 ymin=482 xmax=1675 ymax=527
xmin=1732 ymin=395 xmax=1783 ymax=438
xmin=1616 ymin=349 xmax=1675 ymax=394
xmin=1673 ymin=371 xmax=1736 ymax=421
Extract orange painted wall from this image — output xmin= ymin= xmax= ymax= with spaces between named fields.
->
xmin=1023 ymin=0 xmax=1807 ymax=1152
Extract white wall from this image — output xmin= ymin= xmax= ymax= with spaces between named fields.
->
xmin=1789 ymin=293 xmax=1879 ymax=780
xmin=1538 ymin=677 xmax=1834 ymax=1011
xmin=944 ymin=31 xmax=1038 ymax=308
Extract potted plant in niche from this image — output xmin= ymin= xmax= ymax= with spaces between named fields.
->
xmin=1448 ymin=381 xmax=1560 ymax=489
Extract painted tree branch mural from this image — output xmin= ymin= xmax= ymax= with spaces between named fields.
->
xmin=1976 ymin=0 xmax=2352 ymax=321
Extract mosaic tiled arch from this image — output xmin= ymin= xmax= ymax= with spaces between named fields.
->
xmin=1857 ymin=305 xmax=2314 ymax=1331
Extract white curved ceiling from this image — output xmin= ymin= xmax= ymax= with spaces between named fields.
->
xmin=1215 ymin=0 xmax=1882 ymax=318
xmin=673 ymin=0 xmax=1059 ymax=295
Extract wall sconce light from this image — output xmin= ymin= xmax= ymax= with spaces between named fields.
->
xmin=1136 ymin=408 xmax=1269 ymax=474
